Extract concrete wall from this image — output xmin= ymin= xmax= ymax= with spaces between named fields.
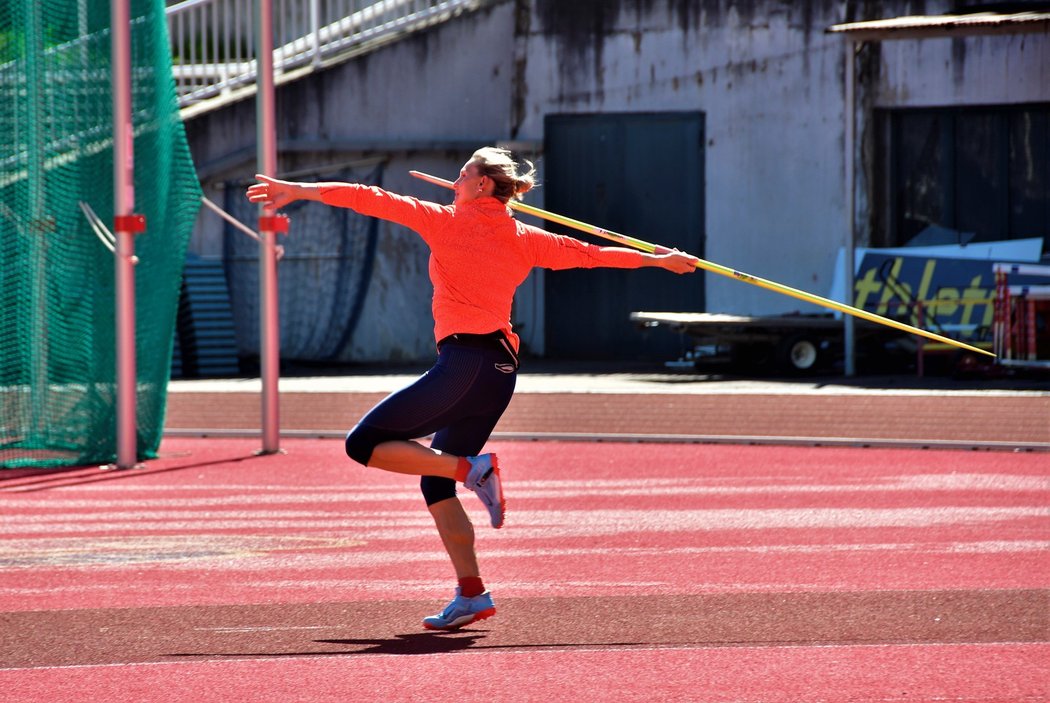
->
xmin=182 ymin=0 xmax=1049 ymax=362
xmin=877 ymin=32 xmax=1050 ymax=108
xmin=516 ymin=1 xmax=852 ymax=317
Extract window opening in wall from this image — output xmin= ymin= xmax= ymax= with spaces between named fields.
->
xmin=875 ymin=104 xmax=1049 ymax=255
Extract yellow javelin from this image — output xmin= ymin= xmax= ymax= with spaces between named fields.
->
xmin=409 ymin=170 xmax=995 ymax=358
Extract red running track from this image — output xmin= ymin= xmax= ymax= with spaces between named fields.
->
xmin=0 ymin=438 xmax=1047 ymax=702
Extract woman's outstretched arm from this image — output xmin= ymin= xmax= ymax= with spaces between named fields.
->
xmin=247 ymin=174 xmax=331 ymax=209
xmin=247 ymin=173 xmax=445 ymax=236
xmin=526 ymin=225 xmax=699 ymax=275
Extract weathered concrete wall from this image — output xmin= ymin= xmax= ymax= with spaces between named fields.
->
xmin=514 ymin=0 xmax=1048 ymax=317
xmin=183 ymin=0 xmax=1049 ymax=361
xmin=856 ymin=27 xmax=1050 ymax=272
xmin=876 ymin=32 xmax=1050 ymax=108
xmin=516 ymin=1 xmax=850 ymax=316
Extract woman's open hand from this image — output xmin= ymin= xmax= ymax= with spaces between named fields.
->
xmin=246 ymin=174 xmax=307 ymax=210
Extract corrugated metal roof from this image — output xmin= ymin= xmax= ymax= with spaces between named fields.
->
xmin=827 ymin=11 xmax=1050 ymax=41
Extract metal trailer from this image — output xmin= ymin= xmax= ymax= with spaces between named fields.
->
xmin=630 ymin=311 xmax=948 ymax=376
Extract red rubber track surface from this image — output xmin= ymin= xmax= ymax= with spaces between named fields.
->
xmin=1 ymin=438 xmax=1047 ymax=702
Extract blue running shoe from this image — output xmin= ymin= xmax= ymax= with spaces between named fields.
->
xmin=463 ymin=453 xmax=504 ymax=529
xmin=422 ymin=589 xmax=496 ymax=630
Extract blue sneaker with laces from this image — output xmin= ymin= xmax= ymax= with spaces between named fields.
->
xmin=463 ymin=453 xmax=505 ymax=529
xmin=422 ymin=589 xmax=496 ymax=630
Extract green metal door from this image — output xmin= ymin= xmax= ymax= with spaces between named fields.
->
xmin=543 ymin=112 xmax=705 ymax=359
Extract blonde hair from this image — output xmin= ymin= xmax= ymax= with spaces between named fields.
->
xmin=470 ymin=147 xmax=536 ymax=204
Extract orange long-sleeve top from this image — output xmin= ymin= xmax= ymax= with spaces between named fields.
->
xmin=320 ymin=184 xmax=649 ymax=352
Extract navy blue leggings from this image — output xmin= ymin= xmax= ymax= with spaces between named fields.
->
xmin=345 ymin=340 xmax=517 ymax=505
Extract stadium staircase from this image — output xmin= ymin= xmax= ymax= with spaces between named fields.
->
xmin=173 ymin=256 xmax=240 ymax=379
xmin=167 ymin=0 xmax=486 ymax=119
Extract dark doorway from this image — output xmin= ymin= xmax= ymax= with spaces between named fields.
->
xmin=542 ymin=112 xmax=705 ymax=359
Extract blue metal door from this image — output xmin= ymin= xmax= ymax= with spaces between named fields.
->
xmin=543 ymin=112 xmax=705 ymax=359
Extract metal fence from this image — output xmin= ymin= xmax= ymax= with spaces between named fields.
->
xmin=166 ymin=0 xmax=480 ymax=110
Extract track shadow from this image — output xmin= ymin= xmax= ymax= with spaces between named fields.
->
xmin=171 ymin=631 xmax=645 ymax=659
xmin=0 ymin=452 xmax=268 ymax=493
xmin=0 ymin=465 xmax=101 ymax=483
xmin=169 ymin=631 xmax=486 ymax=659
xmin=316 ymin=632 xmax=488 ymax=655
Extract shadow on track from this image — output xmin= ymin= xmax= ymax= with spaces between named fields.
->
xmin=0 ymin=451 xmax=269 ymax=493
xmin=169 ymin=631 xmax=645 ymax=659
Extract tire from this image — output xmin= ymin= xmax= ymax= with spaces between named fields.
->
xmin=775 ymin=335 xmax=821 ymax=374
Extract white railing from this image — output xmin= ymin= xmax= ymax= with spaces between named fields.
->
xmin=167 ymin=0 xmax=481 ymax=112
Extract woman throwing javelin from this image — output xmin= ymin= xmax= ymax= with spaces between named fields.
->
xmin=247 ymin=147 xmax=697 ymax=630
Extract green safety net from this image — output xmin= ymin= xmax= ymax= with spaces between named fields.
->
xmin=0 ymin=0 xmax=200 ymax=467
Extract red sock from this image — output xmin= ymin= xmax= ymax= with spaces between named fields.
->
xmin=458 ymin=576 xmax=485 ymax=598
xmin=453 ymin=457 xmax=471 ymax=483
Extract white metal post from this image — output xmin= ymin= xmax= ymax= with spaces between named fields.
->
xmin=112 ymin=0 xmax=139 ymax=467
xmin=843 ymin=38 xmax=857 ymax=377
xmin=310 ymin=0 xmax=322 ymax=67
xmin=256 ymin=0 xmax=281 ymax=453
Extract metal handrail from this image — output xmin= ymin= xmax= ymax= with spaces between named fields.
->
xmin=166 ymin=0 xmax=482 ymax=112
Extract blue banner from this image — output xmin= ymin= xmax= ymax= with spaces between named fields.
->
xmin=853 ymin=253 xmax=1046 ymax=340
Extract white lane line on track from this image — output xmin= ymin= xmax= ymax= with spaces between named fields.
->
xmin=2 ymin=539 xmax=1046 ymax=575
xmin=3 ymin=533 xmax=1048 ymax=567
xmin=1 ymin=506 xmax=1046 ymax=536
xmin=194 ymin=626 xmax=332 ymax=633
xmin=4 ymin=473 xmax=1047 ymax=503
xmin=1 ymin=641 xmax=1046 ymax=673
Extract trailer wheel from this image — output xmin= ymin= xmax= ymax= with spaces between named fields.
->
xmin=776 ymin=335 xmax=820 ymax=374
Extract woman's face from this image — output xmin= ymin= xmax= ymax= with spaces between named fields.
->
xmin=453 ymin=161 xmax=490 ymax=205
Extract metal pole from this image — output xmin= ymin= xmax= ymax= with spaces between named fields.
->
xmin=25 ymin=0 xmax=47 ymax=443
xmin=111 ymin=0 xmax=138 ymax=468
xmin=843 ymin=38 xmax=857 ymax=377
xmin=256 ymin=0 xmax=280 ymax=453
xmin=310 ymin=0 xmax=322 ymax=67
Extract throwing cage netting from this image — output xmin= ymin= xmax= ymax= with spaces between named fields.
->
xmin=221 ymin=163 xmax=382 ymax=363
xmin=1 ymin=0 xmax=200 ymax=467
